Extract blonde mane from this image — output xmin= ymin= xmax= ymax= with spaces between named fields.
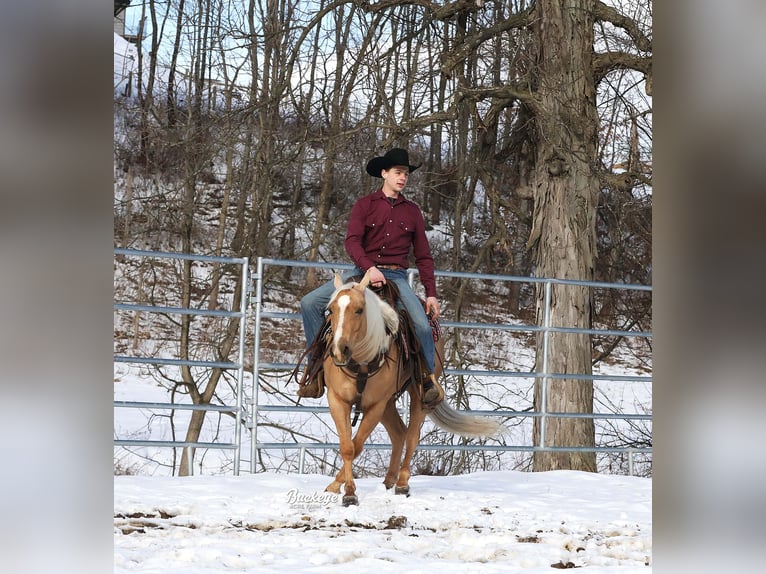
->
xmin=329 ymin=280 xmax=399 ymax=363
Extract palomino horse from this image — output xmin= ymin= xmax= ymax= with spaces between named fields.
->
xmin=322 ymin=268 xmax=503 ymax=506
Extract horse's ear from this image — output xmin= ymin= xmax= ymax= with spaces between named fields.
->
xmin=357 ymin=268 xmax=372 ymax=291
xmin=333 ymin=272 xmax=343 ymax=289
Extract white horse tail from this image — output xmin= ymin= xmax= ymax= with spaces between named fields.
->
xmin=427 ymin=402 xmax=504 ymax=438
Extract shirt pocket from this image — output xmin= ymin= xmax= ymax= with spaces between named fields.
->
xmin=398 ymin=218 xmax=415 ymax=237
xmin=364 ymin=211 xmax=386 ymax=230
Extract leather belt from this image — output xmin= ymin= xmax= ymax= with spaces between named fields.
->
xmin=376 ymin=264 xmax=405 ymax=270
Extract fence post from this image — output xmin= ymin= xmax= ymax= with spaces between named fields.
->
xmin=539 ymin=280 xmax=552 ymax=450
xmin=250 ymin=257 xmax=265 ymax=473
xmin=233 ymin=258 xmax=249 ymax=476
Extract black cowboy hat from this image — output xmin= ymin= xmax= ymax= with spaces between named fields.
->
xmin=365 ymin=148 xmax=421 ymax=177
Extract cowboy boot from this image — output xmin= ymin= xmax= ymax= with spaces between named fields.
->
xmin=297 ymin=367 xmax=324 ymax=399
xmin=422 ymin=373 xmax=444 ymax=409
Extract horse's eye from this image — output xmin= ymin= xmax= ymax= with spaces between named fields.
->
xmin=355 ymin=308 xmax=363 ymax=315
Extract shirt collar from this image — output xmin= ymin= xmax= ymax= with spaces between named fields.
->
xmin=373 ymin=187 xmax=407 ymax=204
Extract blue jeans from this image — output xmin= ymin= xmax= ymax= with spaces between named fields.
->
xmin=300 ymin=268 xmax=435 ymax=372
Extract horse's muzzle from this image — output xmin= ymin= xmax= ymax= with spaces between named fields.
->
xmin=330 ymin=345 xmax=351 ymax=367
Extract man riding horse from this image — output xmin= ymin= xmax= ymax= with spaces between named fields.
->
xmin=298 ymin=147 xmax=445 ymax=409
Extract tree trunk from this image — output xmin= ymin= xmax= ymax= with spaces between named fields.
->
xmin=166 ymin=0 xmax=185 ymax=129
xmin=305 ymin=149 xmax=335 ymax=289
xmin=305 ymin=3 xmax=356 ymax=289
xmin=530 ymin=0 xmax=598 ymax=472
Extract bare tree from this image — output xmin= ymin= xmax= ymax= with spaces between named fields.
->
xmin=417 ymin=0 xmax=651 ymax=471
xmin=304 ymin=2 xmax=362 ymax=289
xmin=524 ymin=0 xmax=649 ymax=471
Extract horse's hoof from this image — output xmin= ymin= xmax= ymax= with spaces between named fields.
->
xmin=342 ymin=495 xmax=359 ymax=506
xmin=394 ymin=486 xmax=410 ymax=497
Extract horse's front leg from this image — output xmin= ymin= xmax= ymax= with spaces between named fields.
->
xmin=325 ymin=391 xmax=356 ymax=504
xmin=328 ymin=398 xmax=388 ymax=506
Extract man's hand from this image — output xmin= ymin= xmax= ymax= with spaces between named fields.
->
xmin=425 ymin=296 xmax=440 ymax=320
xmin=368 ymin=266 xmax=386 ymax=288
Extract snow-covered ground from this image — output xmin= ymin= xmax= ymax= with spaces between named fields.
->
xmin=114 ymin=469 xmax=651 ymax=573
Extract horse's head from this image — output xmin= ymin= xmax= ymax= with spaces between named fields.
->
xmin=326 ymin=272 xmax=370 ymax=366
xmin=325 ymin=269 xmax=398 ymax=367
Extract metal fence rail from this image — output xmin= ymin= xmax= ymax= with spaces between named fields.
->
xmin=249 ymin=257 xmax=652 ymax=475
xmin=113 ymin=248 xmax=249 ymax=475
xmin=114 ymin=250 xmax=652 ymax=477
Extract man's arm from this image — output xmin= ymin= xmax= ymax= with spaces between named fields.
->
xmin=411 ymin=206 xmax=437 ymax=299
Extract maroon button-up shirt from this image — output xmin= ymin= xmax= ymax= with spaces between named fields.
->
xmin=345 ymin=188 xmax=438 ymax=298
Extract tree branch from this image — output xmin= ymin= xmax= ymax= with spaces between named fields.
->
xmin=597 ymin=168 xmax=652 ymax=193
xmin=440 ymin=7 xmax=533 ymax=77
xmin=455 ymin=83 xmax=540 ymax=113
xmin=593 ymin=51 xmax=652 ymax=92
xmin=594 ymin=0 xmax=652 ymax=52
xmin=357 ymin=0 xmax=480 ymax=21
